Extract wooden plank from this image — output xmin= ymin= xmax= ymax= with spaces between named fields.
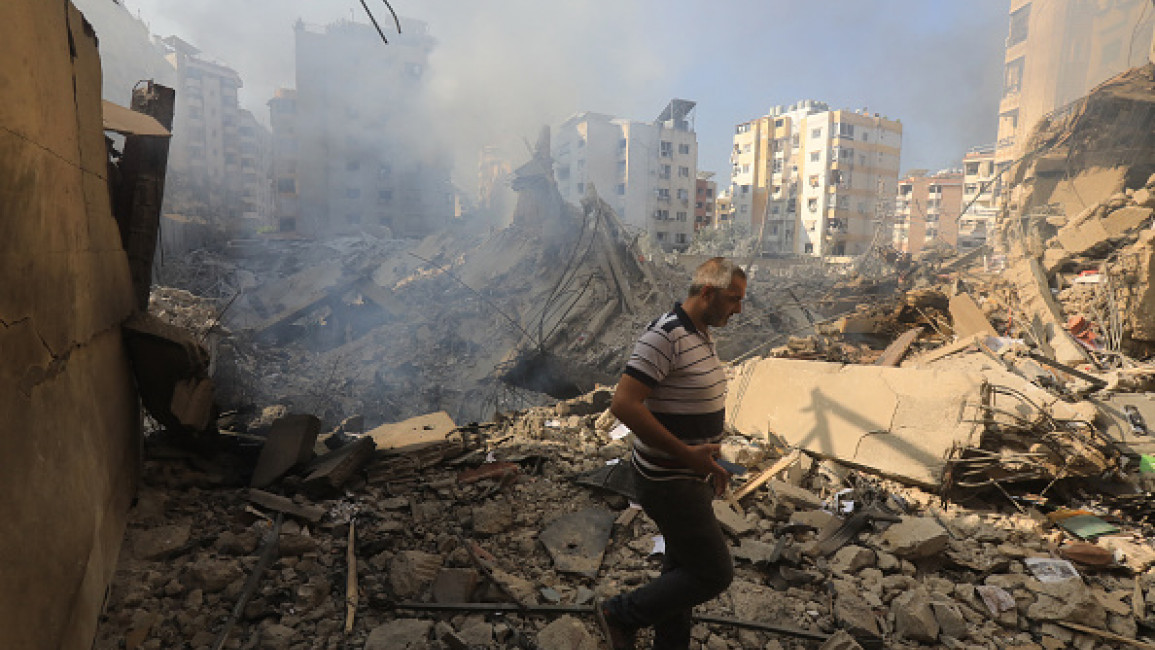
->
xmin=1056 ymin=621 xmax=1155 ymax=649
xmin=874 ymin=328 xmax=922 ymax=367
xmin=734 ymin=449 xmax=802 ymax=502
xmin=345 ymin=520 xmax=357 ymax=633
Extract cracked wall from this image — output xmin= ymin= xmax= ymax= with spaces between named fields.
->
xmin=0 ymin=1 xmax=141 ymax=648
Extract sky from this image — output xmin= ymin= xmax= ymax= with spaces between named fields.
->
xmin=121 ymin=0 xmax=1010 ymax=188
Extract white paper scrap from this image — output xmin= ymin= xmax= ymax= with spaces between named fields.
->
xmin=610 ymin=423 xmax=631 ymax=440
xmin=651 ymin=535 xmax=666 ymax=555
xmin=1023 ymin=557 xmax=1080 ymax=583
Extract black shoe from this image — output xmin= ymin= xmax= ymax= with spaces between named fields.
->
xmin=593 ymin=597 xmax=636 ymax=649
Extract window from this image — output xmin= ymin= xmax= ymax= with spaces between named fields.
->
xmin=741 ymin=185 xmax=750 ymax=195
xmin=677 ymin=189 xmax=689 ymax=201
xmin=808 ymin=174 xmax=820 ymax=188
xmin=839 ymin=148 xmax=854 ymax=161
xmin=774 ymin=118 xmax=784 ymax=127
xmin=678 ymin=143 xmax=691 ymax=154
xmin=965 ymin=162 xmax=980 ymax=175
xmin=660 ymin=141 xmax=673 ymax=157
xmin=736 ymin=123 xmax=751 ymax=134
xmin=617 ymin=160 xmax=627 ymax=175
xmin=771 ymin=205 xmax=781 ymax=215
xmin=576 ymin=183 xmax=584 ymax=194
xmin=772 ymin=159 xmax=783 ymax=173
xmin=657 ymin=188 xmax=671 ymax=200
xmin=676 ymin=211 xmax=687 ymax=221
xmin=742 ymin=164 xmax=750 ymax=174
xmin=808 ymin=198 xmax=818 ymax=212
xmin=378 ymin=163 xmax=392 ymax=179
xmin=659 ymin=165 xmax=671 ymax=179
xmin=791 ymin=134 xmax=800 ymax=149
xmin=679 ymin=166 xmax=690 ymax=178
xmin=378 ymin=189 xmax=393 ymax=203
xmin=618 ymin=138 xmax=627 ymax=150
xmin=811 ymin=128 xmax=822 ymax=139
xmin=742 ymin=143 xmax=752 ymax=153
xmin=277 ymin=178 xmax=296 ymax=193
xmin=654 ymin=209 xmax=669 ymax=220
xmin=675 ymin=233 xmax=687 ymax=244
xmin=809 ymin=151 xmax=820 ymax=162
xmin=1008 ymin=4 xmax=1030 ymax=47
xmin=838 ymin=123 xmax=854 ymax=139
xmin=1004 ymin=57 xmax=1024 ymax=96
xmin=706 ymin=188 xmax=713 ymax=198
xmin=770 ymin=223 xmax=779 ymax=236
xmin=616 ymin=183 xmax=626 ymax=195
xmin=656 ymin=231 xmax=668 ymax=241
xmin=346 ymin=188 xmax=361 ymax=199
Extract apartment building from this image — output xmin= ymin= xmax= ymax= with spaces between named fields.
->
xmin=695 ymin=172 xmax=717 ymax=231
xmin=553 ymin=99 xmax=698 ymax=251
xmin=162 ymin=36 xmax=252 ymax=220
xmin=958 ymin=145 xmax=1000 ymax=249
xmin=995 ymin=0 xmax=1155 ymax=168
xmin=892 ymin=170 xmax=964 ymax=254
xmin=730 ymin=100 xmax=902 ymax=257
xmin=273 ymin=19 xmax=452 ymax=238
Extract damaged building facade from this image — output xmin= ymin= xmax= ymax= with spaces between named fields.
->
xmin=271 ymin=19 xmax=453 ymax=239
xmin=552 ymin=99 xmax=700 ymax=252
xmin=729 ymin=100 xmax=903 ymax=257
xmin=892 ymin=169 xmax=964 ymax=254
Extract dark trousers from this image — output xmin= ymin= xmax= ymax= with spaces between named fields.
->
xmin=607 ymin=473 xmax=734 ymax=649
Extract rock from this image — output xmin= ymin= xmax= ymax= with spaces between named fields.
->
xmin=296 ymin=576 xmax=330 ymax=610
xmin=932 ymin=600 xmax=968 ymax=639
xmin=732 ymin=538 xmax=779 ymax=564
xmin=790 ymin=509 xmax=837 ymax=530
xmin=186 ymin=558 xmax=241 ymax=593
xmin=489 ymin=568 xmax=537 ymax=604
xmin=472 ymin=501 xmax=513 ymax=534
xmin=1135 ymin=187 xmax=1155 ymax=208
xmin=278 ymin=533 xmax=318 ymax=557
xmin=214 ymin=530 xmax=258 ymax=555
xmin=880 ymin=516 xmax=949 ymax=559
xmin=834 ymin=594 xmax=880 ymax=637
xmin=830 ymin=545 xmax=875 ymax=574
xmin=875 ymin=550 xmax=900 ymax=572
xmin=390 ymin=551 xmax=444 ymax=598
xmin=1025 ymin=578 xmax=1106 ymax=628
xmin=1107 ymin=612 xmax=1138 ymax=639
xmin=819 ymin=630 xmax=864 ymax=650
xmin=432 ymin=568 xmax=480 ymax=603
xmin=458 ymin=618 xmax=494 ymax=646
xmin=892 ymin=589 xmax=940 ymax=642
xmin=535 ymin=615 xmax=598 ymax=650
xmin=767 ymin=480 xmax=822 ymax=510
xmin=364 ymin=619 xmax=433 ymax=649
xmin=259 ymin=623 xmax=296 ymax=648
xmin=132 ymin=524 xmax=191 ymax=560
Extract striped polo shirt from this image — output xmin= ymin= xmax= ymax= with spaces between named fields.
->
xmin=623 ymin=303 xmax=727 ymax=481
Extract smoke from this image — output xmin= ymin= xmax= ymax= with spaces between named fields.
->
xmin=119 ymin=0 xmax=1006 ymax=192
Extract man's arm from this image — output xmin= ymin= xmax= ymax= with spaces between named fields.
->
xmin=610 ymin=373 xmax=729 ymax=495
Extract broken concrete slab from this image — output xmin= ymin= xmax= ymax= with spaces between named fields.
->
xmin=538 ymin=508 xmax=614 ymax=577
xmin=766 ymin=480 xmax=823 ymax=510
xmin=948 ymin=294 xmax=998 ymax=338
xmin=892 ymin=589 xmax=939 ymax=642
xmin=712 ymin=501 xmax=754 ymax=537
xmin=726 ymin=358 xmax=982 ymax=487
xmin=1008 ymin=258 xmax=1092 ymax=365
xmin=364 ymin=619 xmax=433 ymax=650
xmin=303 ymin=435 xmax=375 ymax=490
xmin=250 ymin=414 xmax=320 ymax=488
xmin=873 ymin=327 xmax=921 ymax=367
xmin=366 ymin=411 xmax=457 ymax=452
xmin=246 ymin=489 xmax=325 ymax=523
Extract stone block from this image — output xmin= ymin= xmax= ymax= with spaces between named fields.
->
xmin=892 ymin=589 xmax=940 ymax=642
xmin=364 ymin=619 xmax=434 ymax=650
xmin=535 ymin=615 xmax=598 ymax=650
xmin=432 ymin=568 xmax=480 ymax=603
xmin=880 ymin=516 xmax=949 ymax=558
xmin=389 ymin=550 xmax=443 ymax=598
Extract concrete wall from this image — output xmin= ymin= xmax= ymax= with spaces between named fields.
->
xmin=0 ymin=1 xmax=140 ymax=648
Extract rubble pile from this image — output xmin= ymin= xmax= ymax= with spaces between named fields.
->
xmin=96 ymin=384 xmax=1155 ymax=650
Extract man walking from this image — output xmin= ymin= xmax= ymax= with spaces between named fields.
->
xmin=596 ymin=257 xmax=746 ymax=649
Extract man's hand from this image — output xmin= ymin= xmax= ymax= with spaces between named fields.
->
xmin=681 ymin=443 xmax=730 ymax=496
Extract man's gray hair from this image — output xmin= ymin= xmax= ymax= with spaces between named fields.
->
xmin=689 ymin=257 xmax=745 ymax=296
